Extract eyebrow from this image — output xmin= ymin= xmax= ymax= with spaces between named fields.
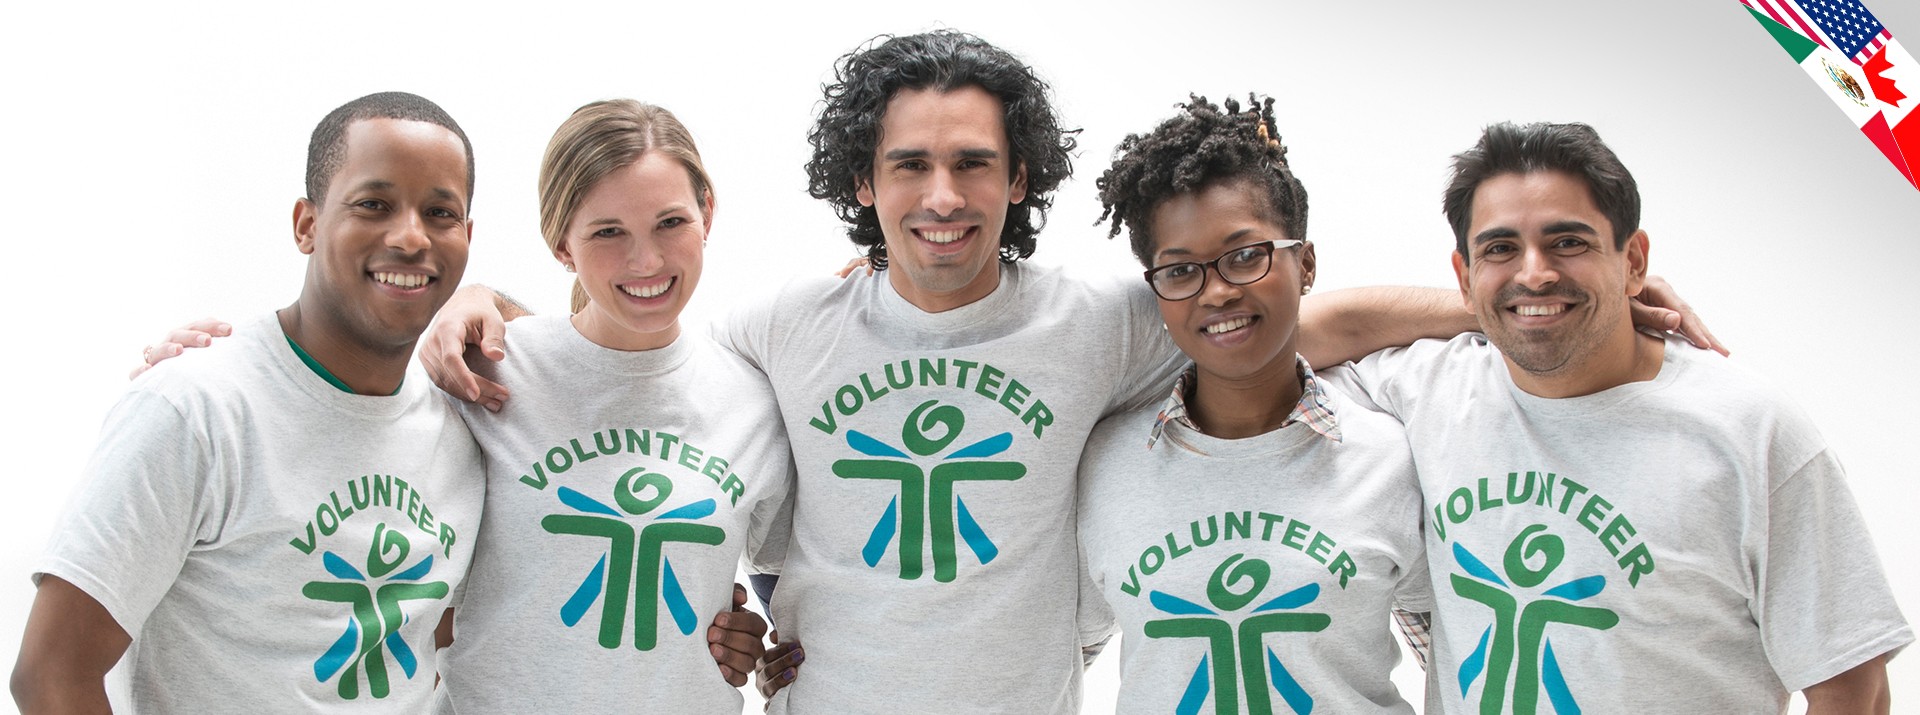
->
xmin=1156 ymin=229 xmax=1258 ymax=260
xmin=344 ymin=180 xmax=463 ymax=204
xmin=582 ymin=204 xmax=692 ymax=227
xmin=881 ymin=147 xmax=1002 ymax=161
xmin=1470 ymin=227 xmax=1519 ymax=245
xmin=1542 ymin=220 xmax=1598 ymax=236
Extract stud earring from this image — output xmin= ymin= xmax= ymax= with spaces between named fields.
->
xmin=1301 ymin=284 xmax=1312 ymax=295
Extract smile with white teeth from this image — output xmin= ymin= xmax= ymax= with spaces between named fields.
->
xmin=1513 ymin=304 xmax=1568 ymax=317
xmin=918 ymin=229 xmax=966 ymax=244
xmin=621 ymin=278 xmax=673 ymax=299
xmin=1205 ymin=317 xmax=1253 ymax=335
xmin=372 ymin=272 xmax=429 ymax=289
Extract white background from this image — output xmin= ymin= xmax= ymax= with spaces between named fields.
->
xmin=2 ymin=1 xmax=1916 ymax=712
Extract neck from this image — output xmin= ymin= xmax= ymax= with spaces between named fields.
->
xmin=277 ymin=302 xmax=413 ymax=396
xmin=888 ymin=263 xmax=1002 ymax=313
xmin=1187 ymin=355 xmax=1306 ymax=440
xmin=1509 ymin=325 xmax=1666 ymax=398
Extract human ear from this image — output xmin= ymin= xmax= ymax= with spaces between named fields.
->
xmin=292 ymin=198 xmax=318 ymax=255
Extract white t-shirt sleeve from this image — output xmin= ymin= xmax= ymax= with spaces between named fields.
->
xmin=742 ymin=453 xmax=796 ymax=576
xmin=1758 ymin=448 xmax=1914 ymax=691
xmin=37 ymin=388 xmax=218 ymax=636
xmin=709 ymin=281 xmax=785 ymax=372
xmin=1104 ymin=279 xmax=1185 ymax=416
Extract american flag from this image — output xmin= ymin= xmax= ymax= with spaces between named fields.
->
xmin=1741 ymin=0 xmax=1894 ymax=64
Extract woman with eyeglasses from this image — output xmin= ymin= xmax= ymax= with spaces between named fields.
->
xmin=1076 ymin=94 xmax=1429 ymax=714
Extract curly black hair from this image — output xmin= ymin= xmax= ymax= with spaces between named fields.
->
xmin=1095 ymin=94 xmax=1307 ymax=268
xmin=805 ymin=30 xmax=1077 ymax=269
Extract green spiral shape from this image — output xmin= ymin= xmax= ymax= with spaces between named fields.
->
xmin=1206 ymin=553 xmax=1271 ymax=612
xmin=616 ymin=467 xmax=675 ymax=516
xmin=1503 ymin=523 xmax=1564 ymax=588
xmin=902 ymin=400 xmax=966 ymax=456
xmin=366 ymin=522 xmax=412 ymax=578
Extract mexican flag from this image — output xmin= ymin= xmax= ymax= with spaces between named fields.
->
xmin=1741 ymin=0 xmax=1919 ymax=190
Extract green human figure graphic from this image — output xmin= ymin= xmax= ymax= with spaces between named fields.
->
xmin=543 ymin=467 xmax=726 ymax=650
xmin=1143 ymin=554 xmax=1330 ymax=715
xmin=303 ymin=523 xmax=448 ymax=700
xmin=836 ymin=400 xmax=1026 ymax=582
xmin=1452 ymin=524 xmax=1620 ymax=715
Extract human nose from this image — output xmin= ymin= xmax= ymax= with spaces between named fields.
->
xmin=1515 ymin=245 xmax=1559 ymax=291
xmin=387 ymin=211 xmax=431 ymax=253
xmin=628 ymin=236 xmax=666 ymax=275
xmin=1196 ymin=262 xmax=1243 ymax=307
xmin=924 ymin=167 xmax=964 ymax=216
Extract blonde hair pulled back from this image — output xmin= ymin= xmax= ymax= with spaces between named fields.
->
xmin=539 ymin=99 xmax=714 ymax=313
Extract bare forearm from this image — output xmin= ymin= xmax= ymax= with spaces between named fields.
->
xmin=490 ymin=288 xmax=533 ymax=322
xmin=1297 ymin=286 xmax=1474 ymax=367
xmin=1804 ymin=654 xmax=1892 ymax=715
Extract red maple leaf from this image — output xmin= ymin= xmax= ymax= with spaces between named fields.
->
xmin=1865 ymin=47 xmax=1907 ymax=108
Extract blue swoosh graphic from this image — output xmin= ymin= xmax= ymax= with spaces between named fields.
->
xmin=322 ymin=552 xmax=365 ymax=581
xmin=662 ymin=559 xmax=698 ymax=636
xmin=390 ymin=555 xmax=434 ymax=582
xmin=1453 ymin=542 xmax=1507 ymax=587
xmin=955 ymin=496 xmax=998 ymax=564
xmin=1150 ymin=590 xmax=1216 ymax=616
xmin=1253 ymin=582 xmax=1321 ymax=612
xmin=385 ymin=629 xmax=417 ymax=678
xmin=862 ymin=497 xmax=898 ymax=567
xmin=560 ymin=555 xmax=607 ymax=627
xmin=1542 ymin=639 xmax=1581 ymax=714
xmin=947 ymin=432 xmax=1013 ymax=459
xmin=315 ymin=617 xmax=358 ymax=682
xmin=1268 ymin=647 xmax=1315 ymax=714
xmin=558 ymin=487 xmax=622 ymax=517
xmin=1176 ymin=654 xmax=1210 ymax=715
xmin=847 ymin=430 xmax=909 ymax=458
xmin=1542 ymin=575 xmax=1606 ymax=602
xmin=657 ymin=498 xmax=716 ymax=521
xmin=1458 ymin=626 xmax=1491 ymax=698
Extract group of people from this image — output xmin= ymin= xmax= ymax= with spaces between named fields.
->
xmin=12 ymin=28 xmax=1910 ymax=715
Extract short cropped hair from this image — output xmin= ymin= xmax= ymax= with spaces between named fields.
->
xmin=1443 ymin=122 xmax=1638 ymax=262
xmin=1096 ymin=94 xmax=1308 ymax=268
xmin=306 ymin=91 xmax=475 ymax=207
xmin=805 ymin=30 xmax=1077 ymax=269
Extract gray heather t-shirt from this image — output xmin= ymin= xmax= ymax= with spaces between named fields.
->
xmin=718 ymin=263 xmax=1184 ymax=714
xmin=38 ymin=313 xmax=485 ymax=713
xmin=438 ymin=315 xmax=793 ymax=713
xmin=1079 ymin=366 xmax=1428 ymax=715
xmin=1331 ymin=333 xmax=1913 ymax=714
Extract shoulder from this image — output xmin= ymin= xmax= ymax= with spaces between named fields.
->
xmin=131 ymin=313 xmax=283 ymax=412
xmin=1085 ymin=403 xmax=1160 ymax=456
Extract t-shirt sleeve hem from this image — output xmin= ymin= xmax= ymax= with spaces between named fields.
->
xmin=32 ymin=557 xmax=148 ymax=638
xmin=1778 ymin=626 xmax=1914 ymax=693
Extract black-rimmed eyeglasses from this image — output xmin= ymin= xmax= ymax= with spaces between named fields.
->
xmin=1143 ymin=239 xmax=1303 ymax=301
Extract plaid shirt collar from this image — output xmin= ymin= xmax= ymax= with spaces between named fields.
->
xmin=1146 ymin=355 xmax=1343 ymax=451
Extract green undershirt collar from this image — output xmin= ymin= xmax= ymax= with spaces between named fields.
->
xmin=285 ymin=335 xmax=400 ymax=395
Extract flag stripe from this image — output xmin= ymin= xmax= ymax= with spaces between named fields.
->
xmin=1757 ymin=0 xmax=1833 ymax=49
xmin=1749 ymin=5 xmax=1822 ymax=62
